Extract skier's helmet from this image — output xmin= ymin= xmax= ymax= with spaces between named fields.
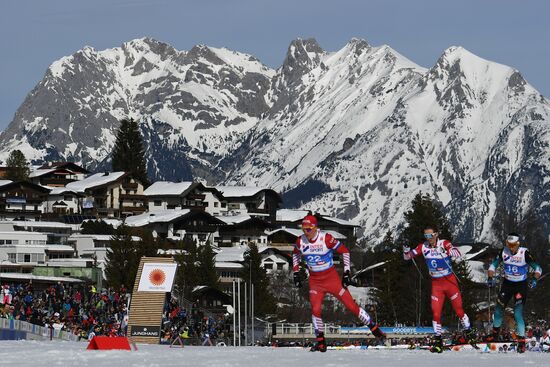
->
xmin=302 ymin=215 xmax=318 ymax=230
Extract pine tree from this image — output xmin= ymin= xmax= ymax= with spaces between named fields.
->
xmin=5 ymin=150 xmax=30 ymax=181
xmin=401 ymin=192 xmax=452 ymax=244
xmin=174 ymin=238 xmax=200 ymax=299
xmin=105 ymin=225 xmax=137 ymax=288
xmin=80 ymin=220 xmax=116 ymax=235
xmin=243 ymin=242 xmax=276 ymax=316
xmin=104 ymin=226 xmax=163 ymax=289
xmin=197 ymin=242 xmax=219 ymax=289
xmin=111 ymin=118 xmax=150 ymax=187
xmin=373 ymin=231 xmax=418 ymax=325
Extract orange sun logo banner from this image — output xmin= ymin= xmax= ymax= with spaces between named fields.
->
xmin=149 ymin=269 xmax=166 ymax=286
xmin=138 ymin=263 xmax=177 ymax=292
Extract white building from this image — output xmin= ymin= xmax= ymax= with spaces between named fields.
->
xmin=67 ymin=234 xmax=141 ymax=264
xmin=42 ymin=187 xmax=83 ymax=216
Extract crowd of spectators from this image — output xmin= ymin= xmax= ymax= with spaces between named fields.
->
xmin=0 ymin=281 xmax=130 ymax=340
xmin=160 ymin=296 xmax=231 ymax=346
xmin=2 ymin=281 xmax=549 ymax=351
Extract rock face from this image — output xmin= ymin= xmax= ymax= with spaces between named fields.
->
xmin=1 ymin=38 xmax=549 ymax=242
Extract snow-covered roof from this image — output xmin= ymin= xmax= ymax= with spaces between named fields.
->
xmin=0 ymin=272 xmax=83 ymax=283
xmin=276 ymin=209 xmax=309 ymax=222
xmin=216 ymin=214 xmax=252 ymax=225
xmin=65 ymin=171 xmax=126 ymax=192
xmin=45 ymin=186 xmax=81 ymax=195
xmin=266 ymin=227 xmax=303 ymax=237
xmin=29 ymin=168 xmax=57 ymax=178
xmin=144 ymin=181 xmax=194 ymax=196
xmin=0 ymin=180 xmax=13 ymax=188
xmin=124 ymin=209 xmax=191 ymax=227
xmin=215 ymin=246 xmax=247 ymax=262
xmin=212 ymin=185 xmax=268 ymax=198
xmin=322 ymin=216 xmax=358 ymax=227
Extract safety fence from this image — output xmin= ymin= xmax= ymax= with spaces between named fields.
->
xmin=0 ymin=317 xmax=80 ymax=342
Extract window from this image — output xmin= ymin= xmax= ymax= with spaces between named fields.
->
xmin=264 ymin=263 xmax=273 ymax=270
xmin=24 ymin=254 xmax=31 ymax=262
xmin=154 ymin=200 xmax=162 ymax=206
xmin=214 ymin=202 xmax=219 ymax=207
xmin=7 ymin=253 xmax=16 ymax=262
xmin=277 ymin=263 xmax=285 ymax=270
xmin=221 ymin=202 xmax=226 ymax=208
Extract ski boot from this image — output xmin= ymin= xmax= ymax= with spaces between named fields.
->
xmin=310 ymin=332 xmax=327 ymax=352
xmin=517 ymin=338 xmax=526 ymax=354
xmin=484 ymin=327 xmax=500 ymax=342
xmin=430 ymin=335 xmax=444 ymax=353
xmin=368 ymin=322 xmax=386 ymax=344
xmin=465 ymin=328 xmax=479 ymax=349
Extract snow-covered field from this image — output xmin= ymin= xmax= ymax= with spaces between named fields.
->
xmin=0 ymin=340 xmax=549 ymax=367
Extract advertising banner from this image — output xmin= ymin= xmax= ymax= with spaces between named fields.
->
xmin=137 ymin=262 xmax=177 ymax=292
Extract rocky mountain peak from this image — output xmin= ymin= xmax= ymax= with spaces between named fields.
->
xmin=280 ymin=38 xmax=325 ymax=87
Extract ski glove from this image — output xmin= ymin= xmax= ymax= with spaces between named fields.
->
xmin=402 ymin=245 xmax=411 ymax=253
xmin=293 ymin=272 xmax=303 ymax=288
xmin=342 ymin=270 xmax=353 ymax=288
xmin=528 ymin=279 xmax=537 ymax=289
xmin=487 ymin=277 xmax=496 ymax=288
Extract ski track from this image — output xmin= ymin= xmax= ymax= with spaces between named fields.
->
xmin=0 ymin=340 xmax=548 ymax=367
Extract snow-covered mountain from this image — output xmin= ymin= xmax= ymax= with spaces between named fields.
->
xmin=1 ymin=37 xmax=549 ymax=242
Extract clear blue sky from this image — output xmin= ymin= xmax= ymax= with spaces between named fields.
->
xmin=1 ymin=0 xmax=548 ymax=131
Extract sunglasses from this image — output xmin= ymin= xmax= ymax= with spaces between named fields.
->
xmin=424 ymin=233 xmax=437 ymax=239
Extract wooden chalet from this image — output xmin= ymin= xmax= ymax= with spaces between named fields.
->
xmin=29 ymin=162 xmax=89 ymax=187
xmin=144 ymin=181 xmax=227 ymax=215
xmin=212 ymin=186 xmax=282 ymax=221
xmin=124 ymin=209 xmax=226 ymax=244
xmin=215 ymin=215 xmax=274 ymax=247
xmin=65 ymin=171 xmax=146 ymax=218
xmin=0 ymin=181 xmax=51 ymax=221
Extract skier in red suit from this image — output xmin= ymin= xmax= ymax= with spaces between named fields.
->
xmin=293 ymin=215 xmax=385 ymax=352
xmin=403 ymin=226 xmax=475 ymax=352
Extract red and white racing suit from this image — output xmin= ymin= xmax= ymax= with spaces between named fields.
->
xmin=293 ymin=231 xmax=373 ymax=334
xmin=404 ymin=239 xmax=470 ymax=335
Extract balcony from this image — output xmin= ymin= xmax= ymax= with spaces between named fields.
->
xmin=120 ymin=206 xmax=147 ymax=213
xmin=119 ymin=194 xmax=147 ymax=200
xmin=40 ymin=177 xmax=76 ymax=186
xmin=186 ymin=194 xmax=206 ymax=200
xmin=122 ymin=182 xmax=138 ymax=190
